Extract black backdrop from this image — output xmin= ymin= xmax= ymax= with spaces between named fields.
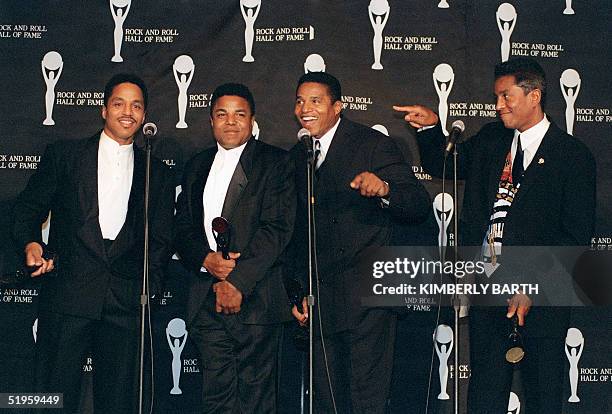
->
xmin=1 ymin=1 xmax=610 ymax=413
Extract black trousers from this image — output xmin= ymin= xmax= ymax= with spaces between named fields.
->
xmin=313 ymin=309 xmax=397 ymax=414
xmin=468 ymin=308 xmax=565 ymax=414
xmin=190 ymin=292 xmax=283 ymax=414
xmin=35 ymin=275 xmax=140 ymax=414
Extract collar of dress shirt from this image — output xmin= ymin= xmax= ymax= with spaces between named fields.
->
xmin=313 ymin=117 xmax=341 ymax=158
xmin=512 ymin=114 xmax=550 ymax=169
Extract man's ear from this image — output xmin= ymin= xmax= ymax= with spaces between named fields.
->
xmin=333 ymin=100 xmax=343 ymax=116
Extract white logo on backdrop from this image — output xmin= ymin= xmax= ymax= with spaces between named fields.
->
xmin=32 ymin=318 xmax=38 ymax=343
xmin=560 ymin=68 xmax=581 ymax=136
xmin=42 ymin=51 xmax=63 ymax=126
xmin=433 ymin=193 xmax=454 ymax=248
xmin=433 ymin=63 xmax=455 ymax=136
xmin=110 ymin=0 xmax=131 ymax=62
xmin=371 ymin=124 xmax=389 ymax=136
xmin=166 ymin=318 xmax=188 ymax=395
xmin=565 ymin=327 xmax=584 ymax=403
xmin=496 ymin=3 xmax=517 ymax=62
xmin=507 ymin=391 xmax=521 ymax=414
xmin=173 ymin=55 xmax=195 ymax=129
xmin=240 ymin=0 xmax=261 ymax=62
xmin=368 ymin=0 xmax=390 ymax=70
xmin=304 ymin=54 xmax=326 ymax=73
xmin=563 ymin=0 xmax=575 ymax=15
xmin=438 ymin=0 xmax=450 ymax=8
xmin=434 ymin=324 xmax=453 ymax=400
xmin=253 ymin=120 xmax=260 ymax=140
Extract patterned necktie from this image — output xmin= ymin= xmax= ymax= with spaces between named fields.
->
xmin=512 ymin=135 xmax=524 ymax=185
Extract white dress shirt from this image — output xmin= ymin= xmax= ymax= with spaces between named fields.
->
xmin=203 ymin=141 xmax=248 ymax=252
xmin=511 ymin=115 xmax=550 ymax=170
xmin=97 ymin=131 xmax=134 ymax=240
xmin=313 ymin=117 xmax=341 ymax=169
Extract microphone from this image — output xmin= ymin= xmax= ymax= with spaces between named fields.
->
xmin=298 ymin=127 xmax=312 ymax=150
xmin=212 ymin=217 xmax=231 ymax=260
xmin=142 ymin=122 xmax=158 ymax=137
xmin=444 ymin=120 xmax=465 ymax=156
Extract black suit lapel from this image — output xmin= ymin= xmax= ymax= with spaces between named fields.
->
xmin=221 ymin=138 xmax=255 ymax=221
xmin=315 ymin=118 xmax=357 ymax=188
xmin=75 ymin=135 xmax=107 ymax=261
xmin=511 ymin=124 xmax=559 ymax=209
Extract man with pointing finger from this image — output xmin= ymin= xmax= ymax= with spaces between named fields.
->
xmin=175 ymin=83 xmax=295 ymax=413
xmin=394 ymin=58 xmax=596 ymax=413
xmin=288 ymin=72 xmax=430 ymax=413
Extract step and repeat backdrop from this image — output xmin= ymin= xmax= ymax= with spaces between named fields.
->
xmin=1 ymin=1 xmax=610 ymax=413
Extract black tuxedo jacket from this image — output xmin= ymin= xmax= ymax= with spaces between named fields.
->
xmin=418 ymin=120 xmax=596 ymax=336
xmin=289 ymin=117 xmax=431 ymax=332
xmin=12 ymin=134 xmax=176 ymax=319
xmin=175 ymin=138 xmax=296 ymax=326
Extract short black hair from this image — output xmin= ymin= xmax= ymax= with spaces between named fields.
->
xmin=210 ymin=83 xmax=255 ymax=115
xmin=495 ymin=57 xmax=547 ymax=107
xmin=103 ymin=73 xmax=148 ymax=109
xmin=296 ymin=72 xmax=342 ymax=103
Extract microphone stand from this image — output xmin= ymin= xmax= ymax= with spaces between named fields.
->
xmin=138 ymin=133 xmax=153 ymax=414
xmin=450 ymin=146 xmax=460 ymax=414
xmin=305 ymin=140 xmax=316 ymax=414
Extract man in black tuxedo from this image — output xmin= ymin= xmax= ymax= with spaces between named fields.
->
xmin=175 ymin=83 xmax=295 ymax=413
xmin=12 ymin=73 xmax=175 ymax=413
xmin=395 ymin=57 xmax=596 ymax=413
xmin=289 ymin=72 xmax=430 ymax=414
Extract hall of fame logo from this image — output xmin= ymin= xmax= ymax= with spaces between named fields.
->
xmin=110 ymin=0 xmax=131 ymax=62
xmin=111 ymin=0 xmax=180 ymax=62
xmin=368 ymin=0 xmax=390 ymax=70
xmin=433 ymin=192 xmax=454 ymax=248
xmin=501 ymin=3 xmax=565 ymax=61
xmin=433 ymin=63 xmax=454 ymax=136
xmin=0 ymin=24 xmax=48 ymax=39
xmin=173 ymin=55 xmax=195 ymax=129
xmin=1 ymin=286 xmax=39 ymax=304
xmin=496 ymin=3 xmax=516 ymax=62
xmin=447 ymin=101 xmax=497 ymax=119
xmin=304 ymin=53 xmax=326 ymax=73
xmin=42 ymin=51 xmax=63 ymax=125
xmin=341 ymin=94 xmax=374 ymax=112
xmin=240 ymin=0 xmax=314 ymax=63
xmin=167 ymin=318 xmax=188 ymax=395
xmin=560 ymin=69 xmax=581 ymax=135
xmin=563 ymin=0 xmax=575 ymax=15
xmin=434 ymin=324 xmax=453 ymax=400
xmin=412 ymin=165 xmax=432 ymax=181
xmin=507 ymin=391 xmax=521 ymax=414
xmin=0 ymin=153 xmax=41 ymax=170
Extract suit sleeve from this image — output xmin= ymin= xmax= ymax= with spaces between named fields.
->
xmin=148 ymin=162 xmax=176 ymax=294
xmin=561 ymin=144 xmax=596 ymax=245
xmin=174 ymin=157 xmax=213 ymax=273
xmin=417 ymin=122 xmax=476 ymax=180
xmin=226 ymin=152 xmax=296 ymax=297
xmin=12 ymin=143 xmax=59 ymax=249
xmin=372 ymin=135 xmax=431 ymax=224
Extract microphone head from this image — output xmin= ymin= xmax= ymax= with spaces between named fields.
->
xmin=142 ymin=122 xmax=158 ymax=137
xmin=451 ymin=120 xmax=465 ymax=133
xmin=297 ymin=128 xmax=311 ymax=141
xmin=212 ymin=217 xmax=229 ymax=234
